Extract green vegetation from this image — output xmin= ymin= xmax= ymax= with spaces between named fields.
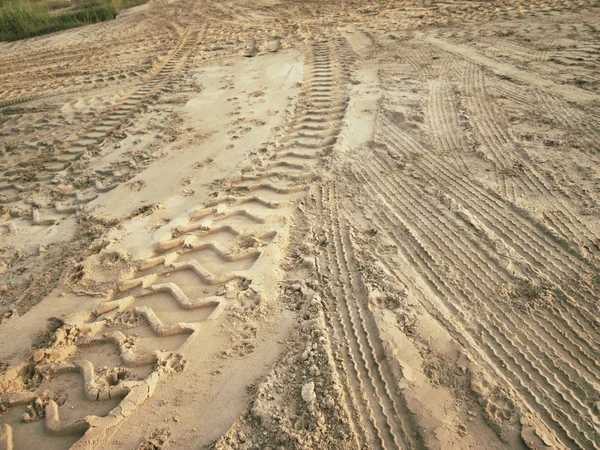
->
xmin=0 ymin=0 xmax=147 ymax=41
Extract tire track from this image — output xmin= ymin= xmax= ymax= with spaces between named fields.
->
xmin=0 ymin=13 xmax=178 ymax=108
xmin=360 ymin=113 xmax=600 ymax=450
xmin=367 ymin=152 xmax=600 ymax=386
xmin=362 ymin=203 xmax=598 ymax=450
xmin=358 ymin=154 xmax=600 ymax=425
xmin=423 ymin=38 xmax=600 ymax=255
xmin=0 ymin=22 xmax=208 ymax=227
xmin=316 ymin=187 xmax=385 ymax=448
xmin=484 ymin=78 xmax=600 ymax=254
xmin=316 ymin=183 xmax=424 ymax=450
xmin=0 ymin=36 xmax=359 ymax=450
xmin=425 ymin=78 xmax=469 ymax=172
xmin=379 ymin=118 xmax=600 ymax=333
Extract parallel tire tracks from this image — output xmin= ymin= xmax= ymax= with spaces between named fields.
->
xmin=0 ymin=24 xmax=207 ymax=227
xmin=0 ymin=37 xmax=370 ymax=450
xmin=348 ymin=110 xmax=600 ymax=450
xmin=315 ymin=183 xmax=424 ymax=450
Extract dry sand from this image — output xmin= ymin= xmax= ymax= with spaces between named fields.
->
xmin=1 ymin=0 xmax=600 ymax=449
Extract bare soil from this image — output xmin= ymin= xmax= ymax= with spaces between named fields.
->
xmin=1 ymin=1 xmax=599 ymax=449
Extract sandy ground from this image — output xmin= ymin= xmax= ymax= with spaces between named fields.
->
xmin=1 ymin=0 xmax=600 ymax=449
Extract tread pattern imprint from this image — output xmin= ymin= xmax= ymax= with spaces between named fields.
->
xmin=2 ymin=2 xmax=600 ymax=450
xmin=327 ymin=23 xmax=600 ymax=450
xmin=0 ymin=22 xmax=207 ymax=227
xmin=0 ymin=37 xmax=371 ymax=450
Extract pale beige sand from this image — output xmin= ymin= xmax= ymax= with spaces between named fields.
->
xmin=0 ymin=1 xmax=599 ymax=449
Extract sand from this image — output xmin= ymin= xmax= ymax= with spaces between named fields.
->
xmin=1 ymin=0 xmax=600 ymax=449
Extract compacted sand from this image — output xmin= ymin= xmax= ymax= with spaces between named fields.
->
xmin=0 ymin=1 xmax=599 ymax=449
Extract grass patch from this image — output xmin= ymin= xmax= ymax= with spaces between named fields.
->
xmin=0 ymin=0 xmax=147 ymax=41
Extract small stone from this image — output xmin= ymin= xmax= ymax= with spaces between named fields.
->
xmin=267 ymin=38 xmax=281 ymax=52
xmin=309 ymin=365 xmax=320 ymax=377
xmin=33 ymin=350 xmax=45 ymax=363
xmin=316 ymin=412 xmax=325 ymax=426
xmin=107 ymin=372 xmax=119 ymax=386
xmin=324 ymin=395 xmax=335 ymax=408
xmin=301 ymin=382 xmax=316 ymax=403
xmin=22 ymin=413 xmax=31 ymax=423
xmin=302 ymin=256 xmax=315 ymax=269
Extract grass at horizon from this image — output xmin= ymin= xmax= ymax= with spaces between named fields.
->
xmin=0 ymin=0 xmax=147 ymax=41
